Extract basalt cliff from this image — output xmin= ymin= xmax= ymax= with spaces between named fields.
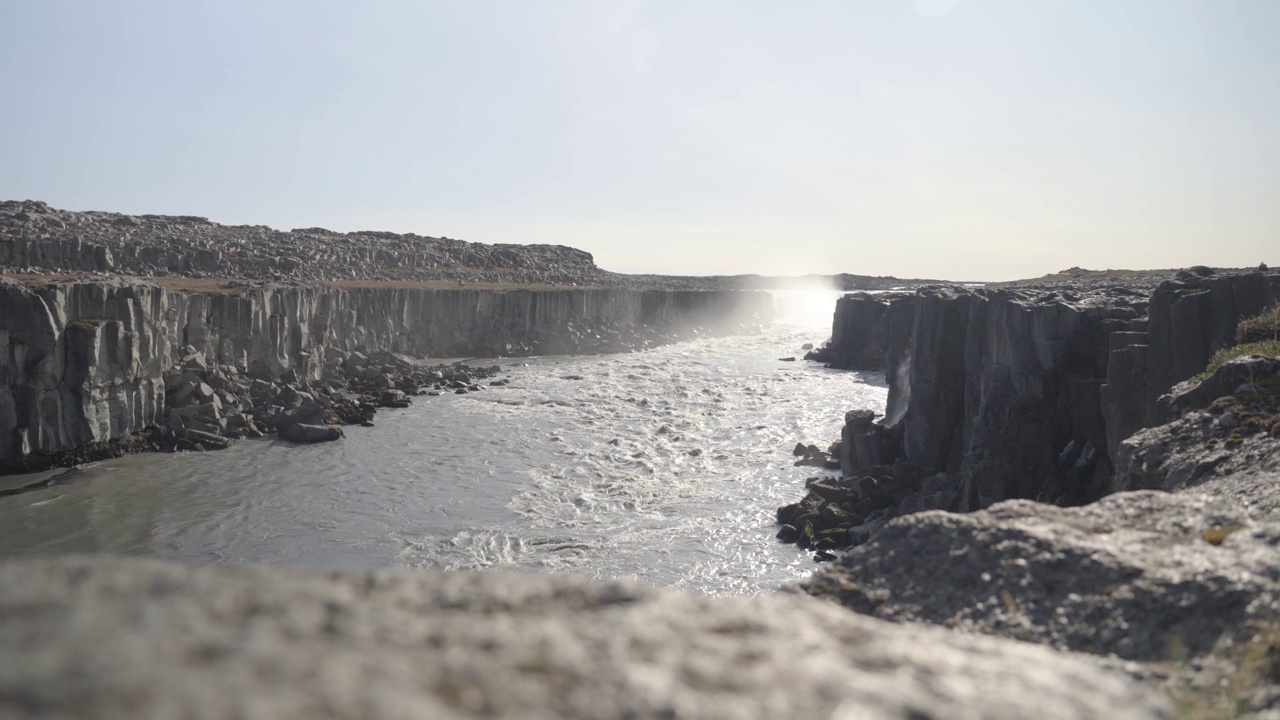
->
xmin=790 ymin=268 xmax=1280 ymax=534
xmin=0 ymin=278 xmax=772 ymax=473
xmin=785 ymin=267 xmax=1280 ymax=715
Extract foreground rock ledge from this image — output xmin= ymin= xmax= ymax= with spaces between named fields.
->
xmin=805 ymin=489 xmax=1280 ymax=662
xmin=0 ymin=556 xmax=1168 ymax=720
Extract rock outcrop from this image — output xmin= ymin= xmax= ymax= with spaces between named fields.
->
xmin=780 ymin=271 xmax=1280 ymax=556
xmin=0 ymin=278 xmax=772 ymax=471
xmin=804 ymin=353 xmax=1280 ymax=715
xmin=1114 ymin=355 xmax=1280 ymax=501
xmin=805 ymin=490 xmax=1280 ymax=661
xmin=0 ymin=555 xmax=1171 ymax=720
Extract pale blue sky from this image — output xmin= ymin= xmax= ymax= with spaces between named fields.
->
xmin=3 ymin=1 xmax=1278 ymax=280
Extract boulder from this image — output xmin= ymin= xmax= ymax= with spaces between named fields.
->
xmin=0 ymin=556 xmax=1170 ymax=720
xmin=279 ymin=423 xmax=343 ymax=443
xmin=805 ymin=490 xmax=1280 ymax=663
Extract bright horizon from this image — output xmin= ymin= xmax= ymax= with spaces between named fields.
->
xmin=3 ymin=1 xmax=1278 ymax=282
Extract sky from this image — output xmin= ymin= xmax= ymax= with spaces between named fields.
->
xmin=2 ymin=1 xmax=1278 ymax=281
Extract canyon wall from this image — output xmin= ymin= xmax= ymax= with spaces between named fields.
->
xmin=0 ymin=279 xmax=772 ymax=468
xmin=820 ymin=272 xmax=1280 ymax=515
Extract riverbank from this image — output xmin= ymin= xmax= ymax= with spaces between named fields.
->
xmin=0 ymin=277 xmax=773 ymax=474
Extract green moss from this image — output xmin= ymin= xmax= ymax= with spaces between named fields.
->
xmin=1170 ymin=619 xmax=1280 ymax=719
xmin=1236 ymin=302 xmax=1280 ymax=344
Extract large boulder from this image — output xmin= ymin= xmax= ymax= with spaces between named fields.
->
xmin=279 ymin=423 xmax=343 ymax=443
xmin=0 ymin=556 xmax=1169 ymax=720
xmin=805 ymin=490 xmax=1280 ymax=663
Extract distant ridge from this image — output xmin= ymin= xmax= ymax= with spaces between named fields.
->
xmin=0 ymin=200 xmax=943 ymax=291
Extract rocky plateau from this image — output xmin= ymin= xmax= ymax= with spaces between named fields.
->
xmin=0 ymin=200 xmax=930 ymax=291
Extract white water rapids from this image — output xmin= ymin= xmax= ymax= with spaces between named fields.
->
xmin=0 ymin=292 xmax=887 ymax=594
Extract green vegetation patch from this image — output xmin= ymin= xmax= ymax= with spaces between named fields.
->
xmin=1236 ymin=302 xmax=1280 ymax=344
xmin=1171 ymin=618 xmax=1280 ymax=719
xmin=1200 ymin=341 xmax=1280 ymax=381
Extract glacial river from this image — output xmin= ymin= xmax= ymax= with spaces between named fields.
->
xmin=0 ymin=292 xmax=886 ymax=594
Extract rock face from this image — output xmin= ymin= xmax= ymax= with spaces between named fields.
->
xmin=1114 ymin=355 xmax=1280 ymax=502
xmin=803 ymin=291 xmax=905 ymax=369
xmin=1107 ymin=272 xmax=1280 ymax=456
xmin=0 ymin=555 xmax=1171 ymax=720
xmin=793 ymin=273 xmax=1280 ymax=540
xmin=805 ymin=350 xmax=1280 ymax=714
xmin=0 ymin=278 xmax=772 ymax=469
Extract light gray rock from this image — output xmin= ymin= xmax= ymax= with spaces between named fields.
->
xmin=805 ymin=491 xmax=1280 ymax=662
xmin=0 ymin=556 xmax=1171 ymax=720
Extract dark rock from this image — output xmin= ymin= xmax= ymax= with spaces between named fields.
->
xmin=279 ymin=424 xmax=343 ymax=443
xmin=807 ymin=481 xmax=848 ymax=505
xmin=775 ymin=524 xmax=800 ymax=543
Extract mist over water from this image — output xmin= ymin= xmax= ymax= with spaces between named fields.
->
xmin=0 ymin=291 xmax=887 ymax=594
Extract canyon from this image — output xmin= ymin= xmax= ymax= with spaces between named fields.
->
xmin=3 ymin=201 xmax=1278 ymax=718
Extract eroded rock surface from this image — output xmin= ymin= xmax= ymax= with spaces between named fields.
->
xmin=0 ymin=555 xmax=1171 ymax=720
xmin=780 ymin=271 xmax=1280 ymax=556
xmin=805 ymin=491 xmax=1280 ymax=661
xmin=1116 ymin=355 xmax=1280 ymax=501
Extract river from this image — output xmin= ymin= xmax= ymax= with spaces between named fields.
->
xmin=0 ymin=292 xmax=886 ymax=594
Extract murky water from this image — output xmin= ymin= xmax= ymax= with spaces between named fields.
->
xmin=0 ymin=292 xmax=886 ymax=594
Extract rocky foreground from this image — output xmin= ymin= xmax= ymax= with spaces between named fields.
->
xmin=0 ymin=555 xmax=1171 ymax=720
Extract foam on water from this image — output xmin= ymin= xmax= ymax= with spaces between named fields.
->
xmin=0 ymin=291 xmax=887 ymax=594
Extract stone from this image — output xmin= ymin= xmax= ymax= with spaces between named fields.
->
xmin=279 ymin=423 xmax=343 ymax=443
xmin=805 ymin=490 xmax=1280 ymax=662
xmin=807 ymin=480 xmax=848 ymax=505
xmin=0 ymin=556 xmax=1170 ymax=720
xmin=182 ymin=429 xmax=231 ymax=449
